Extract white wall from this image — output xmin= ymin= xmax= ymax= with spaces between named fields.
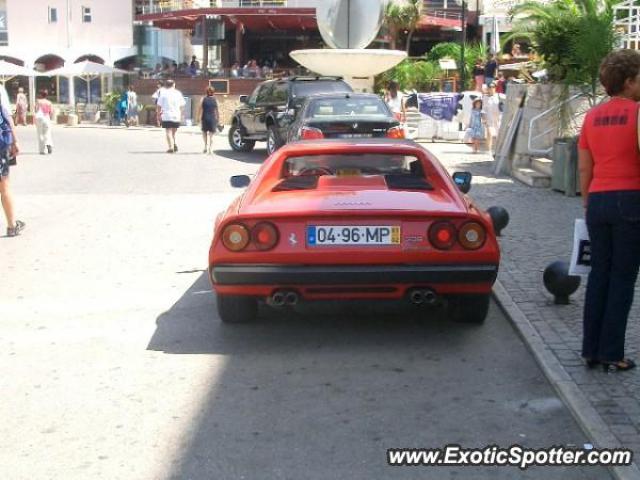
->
xmin=1 ymin=0 xmax=134 ymax=65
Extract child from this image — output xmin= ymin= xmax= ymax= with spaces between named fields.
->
xmin=467 ymin=98 xmax=486 ymax=153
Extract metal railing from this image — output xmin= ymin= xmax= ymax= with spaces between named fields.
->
xmin=527 ymin=92 xmax=591 ymax=156
xmin=136 ymin=0 xmax=311 ymax=14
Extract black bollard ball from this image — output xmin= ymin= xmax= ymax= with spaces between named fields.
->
xmin=543 ymin=261 xmax=581 ymax=305
xmin=487 ymin=206 xmax=509 ymax=236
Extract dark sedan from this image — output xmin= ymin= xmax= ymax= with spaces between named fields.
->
xmin=287 ymin=93 xmax=404 ymax=143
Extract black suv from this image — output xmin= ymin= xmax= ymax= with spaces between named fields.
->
xmin=228 ymin=77 xmax=353 ymax=155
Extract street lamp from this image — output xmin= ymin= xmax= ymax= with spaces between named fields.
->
xmin=455 ymin=0 xmax=467 ymax=92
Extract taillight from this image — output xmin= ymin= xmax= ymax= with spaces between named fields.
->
xmin=300 ymin=126 xmax=324 ymax=140
xmin=386 ymin=126 xmax=405 ymax=139
xmin=428 ymin=221 xmax=457 ymax=250
xmin=458 ymin=222 xmax=486 ymax=250
xmin=222 ymin=223 xmax=250 ymax=251
xmin=251 ymin=222 xmax=279 ymax=251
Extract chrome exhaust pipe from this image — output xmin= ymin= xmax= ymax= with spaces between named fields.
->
xmin=284 ymin=291 xmax=299 ymax=306
xmin=270 ymin=291 xmax=286 ymax=307
xmin=409 ymin=289 xmax=424 ymax=305
xmin=423 ymin=289 xmax=438 ymax=306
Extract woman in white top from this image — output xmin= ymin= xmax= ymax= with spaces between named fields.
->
xmin=384 ymin=80 xmax=405 ymax=122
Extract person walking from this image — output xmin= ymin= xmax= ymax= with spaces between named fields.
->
xmin=472 ymin=59 xmax=485 ymax=92
xmin=484 ymin=54 xmax=498 ymax=86
xmin=578 ymin=49 xmax=640 ymax=372
xmin=156 ymin=79 xmax=185 ymax=153
xmin=384 ymin=80 xmax=405 ymax=122
xmin=482 ymin=83 xmax=501 ymax=154
xmin=196 ymin=86 xmax=220 ymax=154
xmin=151 ymin=81 xmax=163 ymax=127
xmin=125 ymin=85 xmax=138 ymax=127
xmin=467 ymin=98 xmax=485 ymax=153
xmin=34 ymin=89 xmax=54 ymax=155
xmin=0 ymin=95 xmax=24 ymax=237
xmin=15 ymin=87 xmax=28 ymax=126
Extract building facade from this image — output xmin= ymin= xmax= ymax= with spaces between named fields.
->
xmin=0 ymin=0 xmax=136 ymax=69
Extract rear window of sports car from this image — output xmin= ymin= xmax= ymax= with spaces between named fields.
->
xmin=277 ymin=154 xmax=431 ymax=190
xmin=283 ymin=154 xmax=418 ymax=176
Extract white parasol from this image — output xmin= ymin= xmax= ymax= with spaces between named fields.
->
xmin=0 ymin=60 xmax=43 ymax=82
xmin=45 ymin=60 xmax=128 ymax=104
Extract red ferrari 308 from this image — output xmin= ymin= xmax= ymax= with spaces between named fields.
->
xmin=209 ymin=139 xmax=500 ymax=324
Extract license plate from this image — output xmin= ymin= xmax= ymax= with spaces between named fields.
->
xmin=337 ymin=133 xmax=373 ymax=138
xmin=307 ymin=225 xmax=400 ymax=246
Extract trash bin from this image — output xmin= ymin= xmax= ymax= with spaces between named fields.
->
xmin=551 ymin=136 xmax=580 ymax=196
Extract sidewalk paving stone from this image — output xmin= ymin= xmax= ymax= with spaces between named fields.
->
xmin=423 ymin=141 xmax=640 ymax=479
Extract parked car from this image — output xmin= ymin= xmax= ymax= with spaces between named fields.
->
xmin=287 ymin=93 xmax=404 ymax=143
xmin=209 ymin=139 xmax=501 ymax=324
xmin=227 ymin=76 xmax=353 ymax=155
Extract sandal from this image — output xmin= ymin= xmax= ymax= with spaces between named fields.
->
xmin=583 ymin=358 xmax=599 ymax=369
xmin=602 ymin=359 xmax=636 ymax=372
xmin=6 ymin=219 xmax=25 ymax=237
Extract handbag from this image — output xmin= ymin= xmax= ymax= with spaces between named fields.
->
xmin=569 ymin=218 xmax=591 ymax=276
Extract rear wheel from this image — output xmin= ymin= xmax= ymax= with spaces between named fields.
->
xmin=266 ymin=125 xmax=283 ymax=155
xmin=448 ymin=294 xmax=490 ymax=324
xmin=216 ymin=294 xmax=258 ymax=323
xmin=228 ymin=123 xmax=255 ymax=152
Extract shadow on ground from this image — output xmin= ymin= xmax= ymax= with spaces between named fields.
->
xmin=214 ymin=148 xmax=267 ymax=164
xmin=147 ymin=273 xmax=607 ymax=480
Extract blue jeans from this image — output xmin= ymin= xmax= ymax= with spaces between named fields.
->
xmin=583 ymin=190 xmax=640 ymax=361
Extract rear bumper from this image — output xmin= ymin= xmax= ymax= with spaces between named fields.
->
xmin=210 ymin=263 xmax=498 ymax=286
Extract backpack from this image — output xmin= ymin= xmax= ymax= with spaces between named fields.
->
xmin=0 ymin=98 xmax=13 ymax=149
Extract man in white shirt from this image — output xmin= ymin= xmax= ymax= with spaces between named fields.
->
xmin=156 ymin=80 xmax=185 ymax=153
xmin=482 ymin=83 xmax=501 ymax=155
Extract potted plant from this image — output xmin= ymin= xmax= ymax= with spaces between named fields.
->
xmin=102 ymin=91 xmax=123 ymax=126
xmin=508 ymin=0 xmax=618 ymax=195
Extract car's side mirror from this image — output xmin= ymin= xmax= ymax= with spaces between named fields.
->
xmin=230 ymin=175 xmax=251 ymax=188
xmin=452 ymin=171 xmax=472 ymax=193
xmin=239 ymin=95 xmax=248 ymax=104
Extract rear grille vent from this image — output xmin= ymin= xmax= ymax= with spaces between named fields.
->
xmin=273 ymin=176 xmax=318 ymax=192
xmin=385 ymin=174 xmax=433 ymax=190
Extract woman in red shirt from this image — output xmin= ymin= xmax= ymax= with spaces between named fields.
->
xmin=578 ymin=49 xmax=640 ymax=372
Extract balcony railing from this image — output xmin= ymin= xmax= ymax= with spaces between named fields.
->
xmin=135 ymin=0 xmax=312 ymax=15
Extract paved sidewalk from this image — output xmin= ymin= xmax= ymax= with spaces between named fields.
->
xmin=423 ymin=141 xmax=640 ymax=479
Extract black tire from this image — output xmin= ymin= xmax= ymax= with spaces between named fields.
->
xmin=448 ymin=294 xmax=490 ymax=324
xmin=228 ymin=123 xmax=255 ymax=152
xmin=266 ymin=125 xmax=283 ymax=155
xmin=216 ymin=294 xmax=258 ymax=323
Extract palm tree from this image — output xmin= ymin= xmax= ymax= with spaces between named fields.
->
xmin=384 ymin=0 xmax=424 ymax=54
xmin=505 ymin=0 xmax=620 ymax=45
xmin=402 ymin=0 xmax=423 ymax=55
xmin=384 ymin=2 xmax=403 ymax=50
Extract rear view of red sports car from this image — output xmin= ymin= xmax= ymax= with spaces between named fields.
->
xmin=209 ymin=139 xmax=501 ymax=324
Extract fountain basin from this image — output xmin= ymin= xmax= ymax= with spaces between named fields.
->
xmin=290 ymin=49 xmax=407 ymax=78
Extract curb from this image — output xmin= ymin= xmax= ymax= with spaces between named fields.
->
xmin=493 ymin=280 xmax=640 ymax=480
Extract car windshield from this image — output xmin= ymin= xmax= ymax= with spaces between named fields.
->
xmin=292 ymin=81 xmax=352 ymax=99
xmin=307 ymin=98 xmax=390 ymax=118
xmin=283 ymin=154 xmax=421 ymax=177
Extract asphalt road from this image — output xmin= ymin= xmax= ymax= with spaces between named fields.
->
xmin=0 ymin=126 xmax=611 ymax=480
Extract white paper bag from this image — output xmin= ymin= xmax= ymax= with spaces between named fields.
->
xmin=569 ymin=218 xmax=591 ymax=276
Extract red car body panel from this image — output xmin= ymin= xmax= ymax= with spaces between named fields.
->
xmin=209 ymin=140 xmax=500 ymax=300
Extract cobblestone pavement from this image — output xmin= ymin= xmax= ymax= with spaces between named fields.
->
xmin=424 ymin=141 xmax=640 ymax=473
